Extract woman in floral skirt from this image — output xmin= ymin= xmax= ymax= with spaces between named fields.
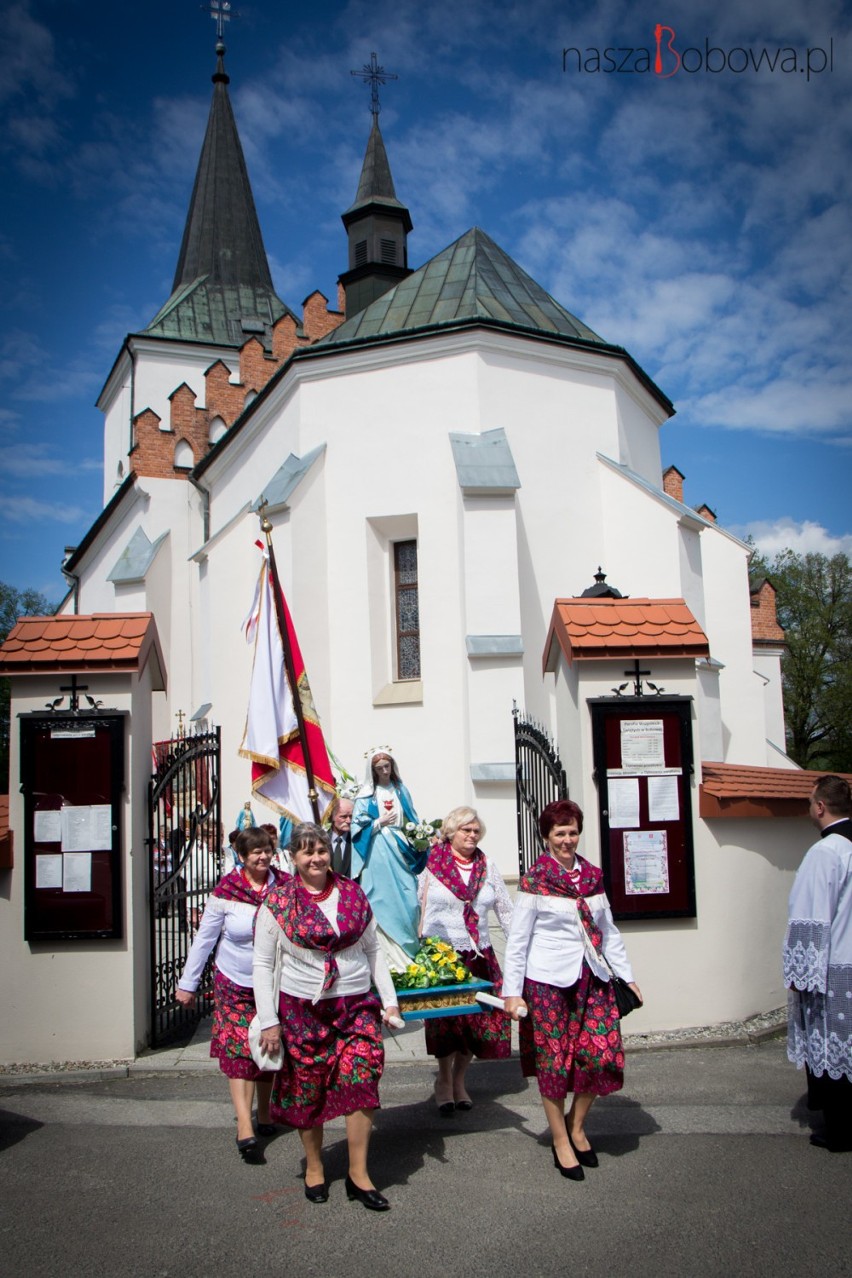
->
xmin=418 ymin=806 xmax=513 ymax=1113
xmin=253 ymin=822 xmax=402 ymax=1210
xmin=176 ymin=826 xmax=288 ymax=1163
xmin=502 ymin=800 xmax=642 ymax=1181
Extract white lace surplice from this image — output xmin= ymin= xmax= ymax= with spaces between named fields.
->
xmin=783 ymin=832 xmax=852 ymax=1081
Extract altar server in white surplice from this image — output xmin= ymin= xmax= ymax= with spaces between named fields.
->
xmin=784 ymin=774 xmax=852 ymax=1153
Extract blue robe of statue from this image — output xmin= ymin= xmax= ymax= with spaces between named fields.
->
xmin=351 ymin=782 xmax=427 ymax=959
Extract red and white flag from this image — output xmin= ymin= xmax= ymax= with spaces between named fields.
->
xmin=239 ymin=552 xmax=335 ymax=823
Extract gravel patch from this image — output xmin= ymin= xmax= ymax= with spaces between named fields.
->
xmin=624 ymin=1005 xmax=787 ymax=1051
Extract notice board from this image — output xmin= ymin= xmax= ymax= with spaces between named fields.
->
xmin=590 ymin=698 xmax=696 ymax=920
xmin=21 ymin=713 xmax=125 ymax=941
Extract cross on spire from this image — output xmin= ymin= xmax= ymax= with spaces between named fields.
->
xmin=209 ymin=0 xmax=232 ymax=41
xmin=351 ymin=51 xmax=398 ymax=116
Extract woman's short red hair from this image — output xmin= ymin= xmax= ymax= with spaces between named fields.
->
xmin=539 ymin=799 xmax=584 ymax=839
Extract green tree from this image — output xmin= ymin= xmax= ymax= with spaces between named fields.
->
xmin=1 ymin=582 xmax=57 ymax=793
xmin=750 ymin=549 xmax=852 ymax=771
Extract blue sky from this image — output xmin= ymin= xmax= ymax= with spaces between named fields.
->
xmin=1 ymin=0 xmax=850 ymax=604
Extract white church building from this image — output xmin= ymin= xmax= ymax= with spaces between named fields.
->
xmin=0 ymin=36 xmax=819 ymax=1061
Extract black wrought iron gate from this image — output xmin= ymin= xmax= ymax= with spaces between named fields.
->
xmin=148 ymin=728 xmax=222 ymax=1046
xmin=513 ymin=705 xmax=568 ymax=876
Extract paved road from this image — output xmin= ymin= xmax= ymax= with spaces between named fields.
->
xmin=1 ymin=1041 xmax=849 ymax=1278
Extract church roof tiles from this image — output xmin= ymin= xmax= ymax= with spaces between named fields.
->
xmin=543 ymin=597 xmax=709 ymax=670
xmin=320 ymin=227 xmax=607 ymax=348
xmin=0 ymin=613 xmax=165 ymax=686
xmin=699 ymin=762 xmax=852 ymax=818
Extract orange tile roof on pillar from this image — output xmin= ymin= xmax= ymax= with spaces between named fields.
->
xmin=0 ymin=613 xmax=166 ymax=687
xmin=700 ymin=762 xmax=852 ymax=818
xmin=543 ymin=597 xmax=709 ymax=672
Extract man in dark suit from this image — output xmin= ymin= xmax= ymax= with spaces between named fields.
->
xmin=328 ymin=796 xmax=355 ymax=877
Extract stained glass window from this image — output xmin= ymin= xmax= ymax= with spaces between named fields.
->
xmin=394 ymin=540 xmax=421 ymax=680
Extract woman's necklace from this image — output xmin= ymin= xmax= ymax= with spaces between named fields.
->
xmin=303 ymin=872 xmax=335 ymax=903
xmin=242 ymin=869 xmax=270 ymax=896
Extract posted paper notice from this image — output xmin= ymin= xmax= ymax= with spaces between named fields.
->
xmin=608 ymin=777 xmax=640 ymax=828
xmin=620 ymin=719 xmax=665 ymax=769
xmin=61 ymin=805 xmax=112 ymax=852
xmin=63 ymin=852 xmax=92 ymax=893
xmin=648 ymin=774 xmax=680 ymax=822
xmin=623 ymin=830 xmax=669 ymax=895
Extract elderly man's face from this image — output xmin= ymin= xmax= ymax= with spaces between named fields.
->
xmin=332 ymin=799 xmax=354 ymax=834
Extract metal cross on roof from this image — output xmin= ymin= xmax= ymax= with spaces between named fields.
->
xmin=209 ymin=0 xmax=232 ymax=40
xmin=351 ymin=51 xmax=398 ymax=115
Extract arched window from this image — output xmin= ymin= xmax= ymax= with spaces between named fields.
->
xmin=208 ymin=415 xmax=227 ymax=445
xmin=174 ymin=438 xmax=194 ymax=470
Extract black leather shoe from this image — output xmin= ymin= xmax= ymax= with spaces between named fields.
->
xmin=551 ymin=1144 xmax=584 ymax=1181
xmin=304 ymin=1181 xmax=329 ymax=1203
xmin=566 ymin=1126 xmax=599 ymax=1168
xmin=810 ymin=1132 xmax=852 ymax=1152
xmin=256 ymin=1122 xmax=276 ymax=1137
xmin=236 ymin=1136 xmax=263 ymax=1164
xmin=345 ymin=1174 xmax=390 ymax=1211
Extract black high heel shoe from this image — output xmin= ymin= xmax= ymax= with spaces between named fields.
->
xmin=345 ymin=1174 xmax=390 ymax=1211
xmin=304 ymin=1180 xmax=329 ymax=1203
xmin=566 ymin=1125 xmax=599 ymax=1168
xmin=236 ymin=1136 xmax=263 ymax=1164
xmin=551 ymin=1143 xmax=584 ymax=1181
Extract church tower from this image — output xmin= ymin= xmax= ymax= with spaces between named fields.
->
xmin=143 ymin=35 xmax=292 ymax=346
xmin=96 ymin=30 xmax=340 ymax=501
xmin=338 ymin=55 xmax=413 ymax=315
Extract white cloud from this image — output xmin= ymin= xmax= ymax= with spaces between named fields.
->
xmin=736 ymin=517 xmax=852 ymax=558
xmin=0 ymin=443 xmax=102 ymax=479
xmin=0 ymin=494 xmax=89 ymax=525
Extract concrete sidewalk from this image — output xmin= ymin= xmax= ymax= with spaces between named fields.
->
xmin=1 ymin=1039 xmax=849 ymax=1278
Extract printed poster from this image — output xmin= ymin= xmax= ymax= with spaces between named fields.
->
xmin=623 ymin=829 xmax=670 ymax=895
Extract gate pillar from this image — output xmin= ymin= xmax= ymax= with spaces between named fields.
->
xmin=0 ymin=613 xmax=166 ymax=1064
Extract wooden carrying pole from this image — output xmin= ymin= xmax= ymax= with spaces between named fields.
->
xmin=260 ymin=512 xmax=321 ymax=823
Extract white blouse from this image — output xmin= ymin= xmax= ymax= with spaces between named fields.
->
xmin=418 ymin=858 xmax=513 ymax=954
xmin=178 ymin=894 xmax=262 ymax=991
xmin=252 ymin=887 xmax=398 ymax=1030
xmin=502 ymin=888 xmax=634 ymax=998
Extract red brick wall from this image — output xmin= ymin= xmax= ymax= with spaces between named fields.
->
xmin=662 ymin=465 xmax=684 ymax=503
xmin=131 ymin=294 xmax=346 ymax=480
xmin=751 ymin=580 xmax=786 ymax=644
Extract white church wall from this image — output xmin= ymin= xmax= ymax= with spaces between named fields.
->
xmin=101 ymin=350 xmax=133 ymax=505
xmin=597 ymin=464 xmax=685 ymax=598
xmin=695 ymin=663 xmax=724 ymax=761
xmin=699 ymin=528 xmax=769 ymax=762
xmin=621 ymin=813 xmax=804 ymax=1031
xmin=753 ymin=647 xmax=791 ymax=763
xmin=612 ymin=378 xmax=668 ymax=481
xmin=677 ymin=523 xmax=706 ymax=629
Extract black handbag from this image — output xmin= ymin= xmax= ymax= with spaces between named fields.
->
xmin=611 ymin=974 xmax=642 ymax=1018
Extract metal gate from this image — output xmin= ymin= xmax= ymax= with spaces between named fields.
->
xmin=513 ymin=704 xmax=568 ymax=876
xmin=148 ymin=727 xmax=222 ymax=1046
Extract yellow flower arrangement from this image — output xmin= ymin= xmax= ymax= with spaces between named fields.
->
xmin=391 ymin=936 xmax=474 ymax=990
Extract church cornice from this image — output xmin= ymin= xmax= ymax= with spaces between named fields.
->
xmin=193 ymin=319 xmax=673 ymax=483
